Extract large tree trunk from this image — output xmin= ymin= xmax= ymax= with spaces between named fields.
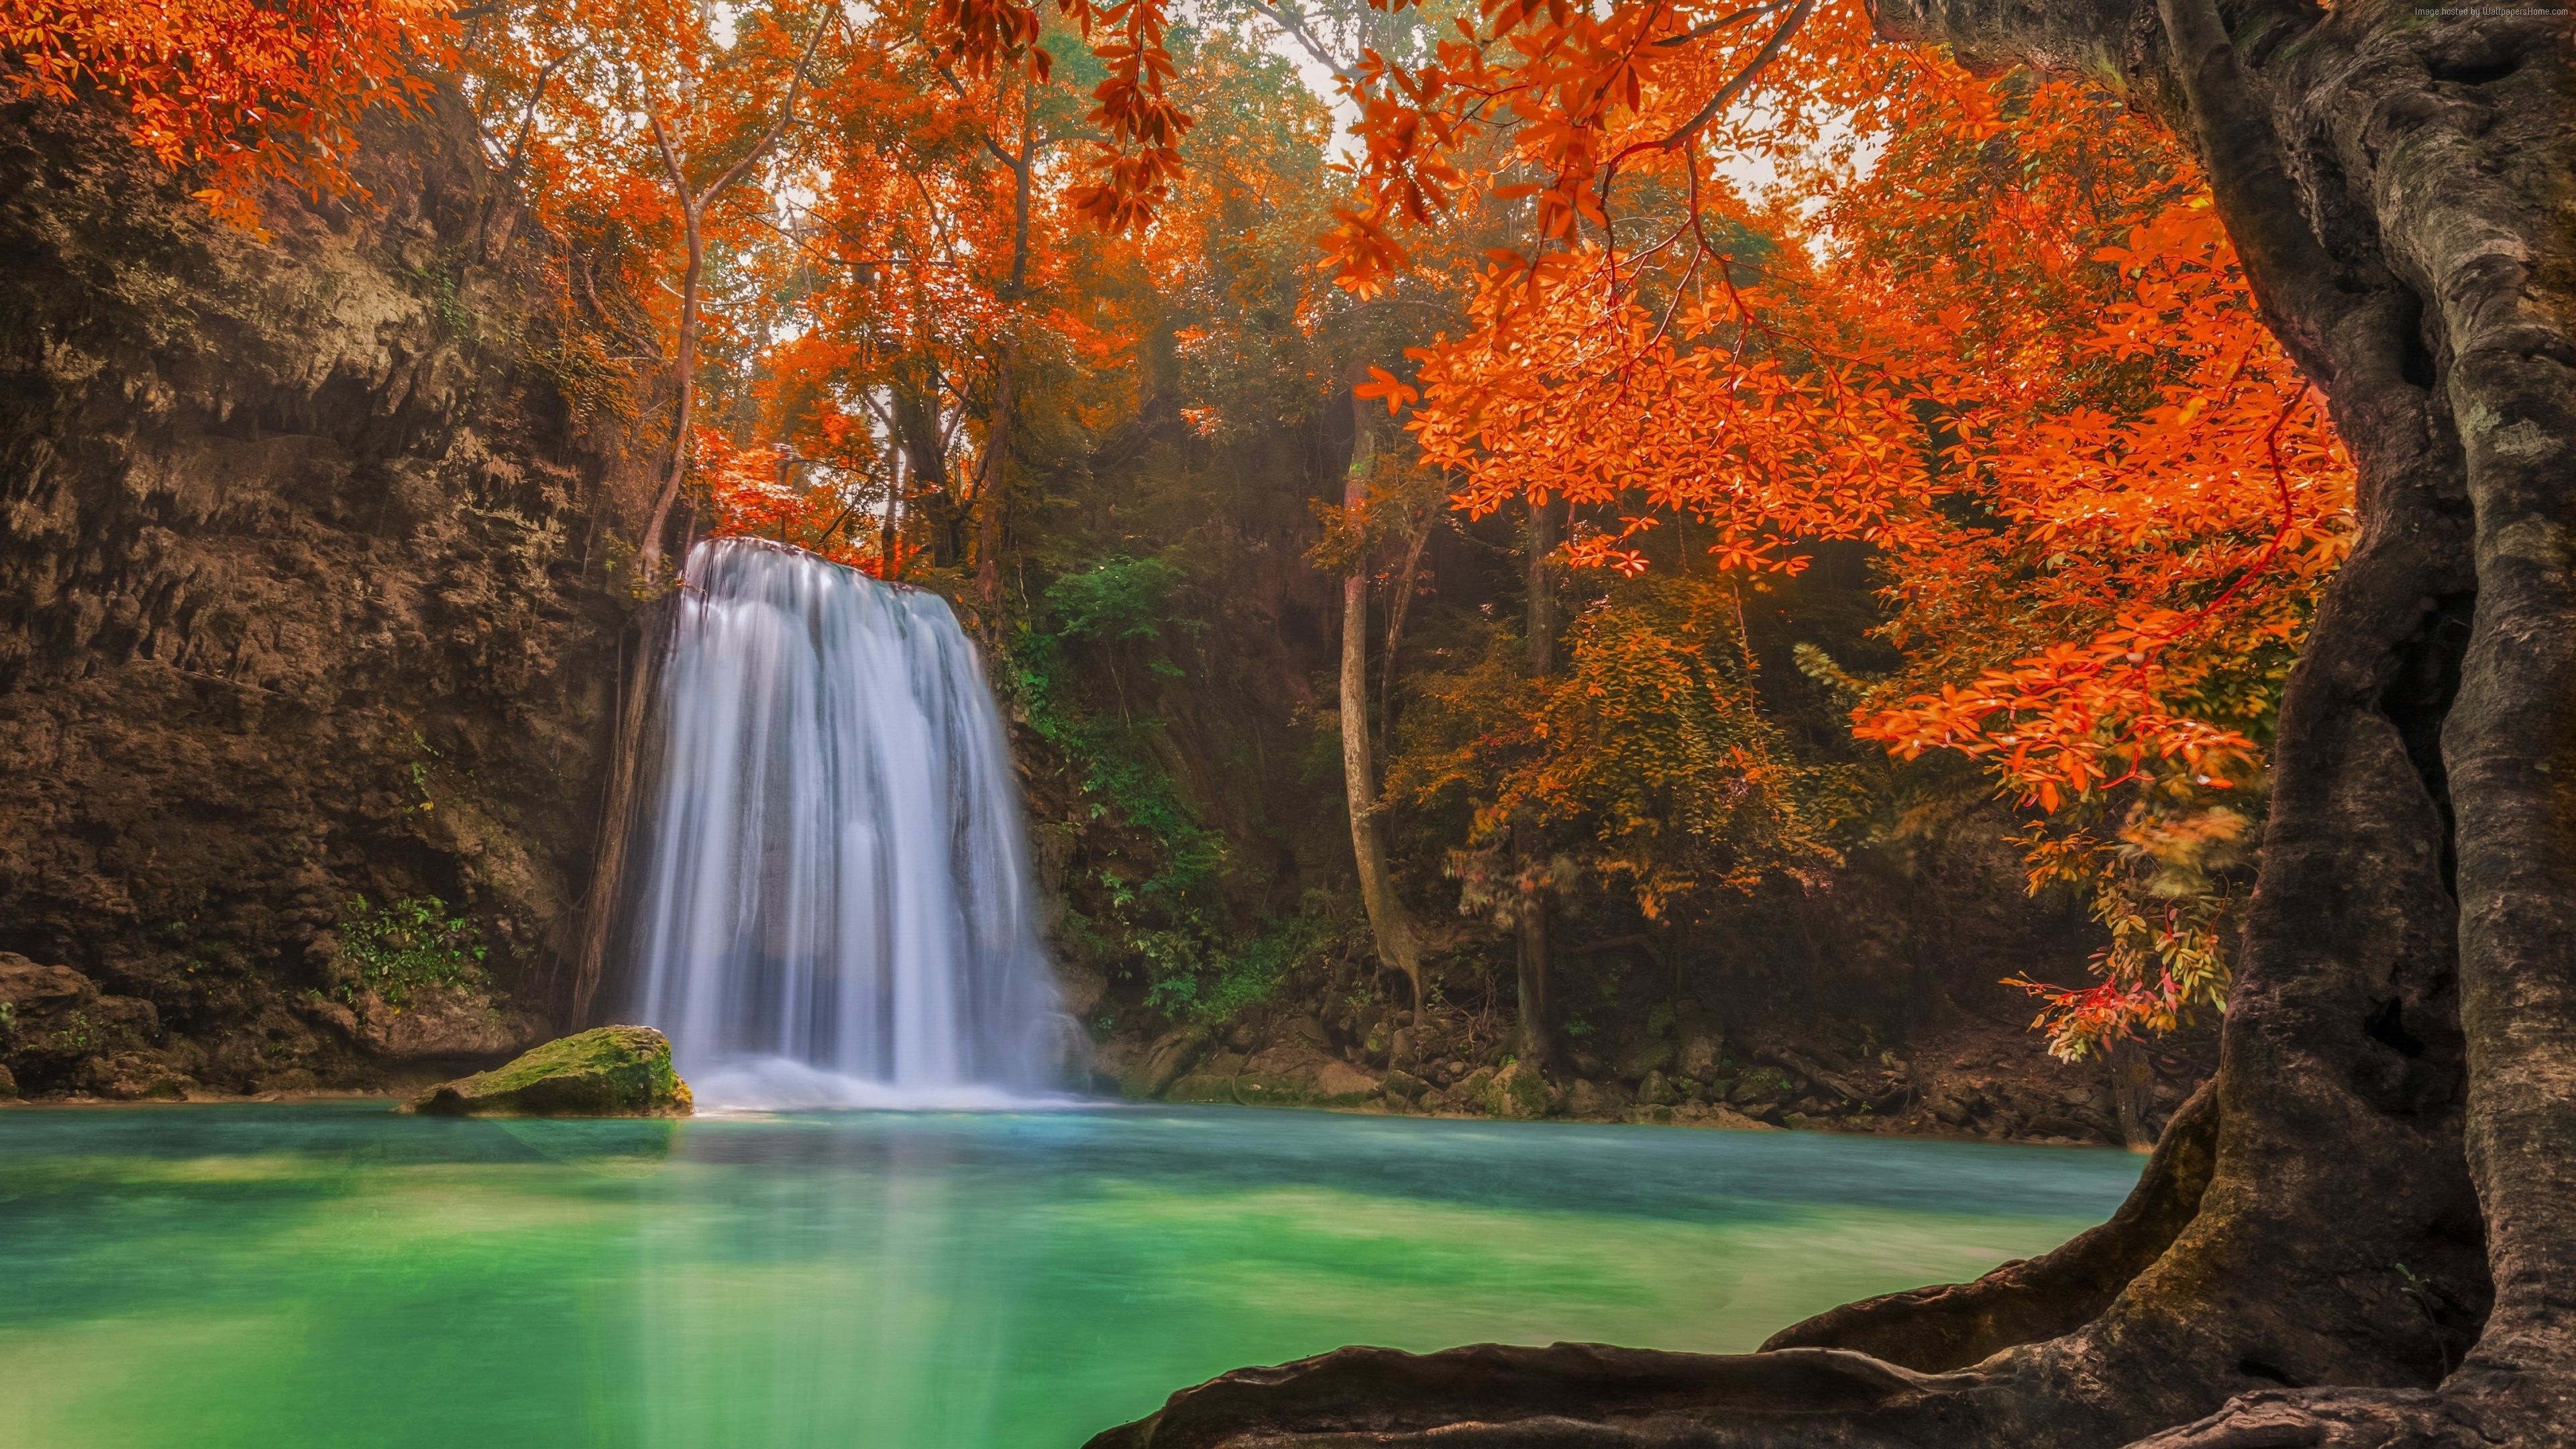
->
xmin=1342 ymin=378 xmax=1426 ymax=1016
xmin=1087 ymin=1 xmax=2571 ymax=1444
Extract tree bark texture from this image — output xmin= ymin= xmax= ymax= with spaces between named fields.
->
xmin=1088 ymin=1 xmax=2571 ymax=1444
xmin=1343 ymin=380 xmax=1426 ymax=1014
xmin=1516 ymin=496 xmax=1561 ymax=1069
xmin=974 ymin=343 xmax=1016 ymax=622
xmin=567 ymin=594 xmax=675 ymax=1026
xmin=637 ymin=197 xmax=703 ymax=578
xmin=2106 ymin=1036 xmax=2158 ymax=1151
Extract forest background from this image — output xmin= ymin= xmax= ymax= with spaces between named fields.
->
xmin=5 ymin=0 xmax=2347 ymax=1145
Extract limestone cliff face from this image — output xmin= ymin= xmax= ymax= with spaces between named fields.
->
xmin=0 ymin=97 xmax=652 ymax=1097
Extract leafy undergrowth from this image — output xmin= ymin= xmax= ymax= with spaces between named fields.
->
xmin=337 ymin=896 xmax=488 ymax=1008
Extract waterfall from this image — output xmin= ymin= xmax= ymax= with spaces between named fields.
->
xmin=625 ymin=537 xmax=1068 ymax=1110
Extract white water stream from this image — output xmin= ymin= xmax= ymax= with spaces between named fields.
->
xmin=627 ymin=538 xmax=1067 ymax=1110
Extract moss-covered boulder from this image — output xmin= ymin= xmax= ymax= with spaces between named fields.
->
xmin=1481 ymin=1059 xmax=1550 ymax=1120
xmin=402 ymin=1026 xmax=692 ymax=1118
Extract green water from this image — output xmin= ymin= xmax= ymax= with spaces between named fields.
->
xmin=0 ymin=1102 xmax=2138 ymax=1448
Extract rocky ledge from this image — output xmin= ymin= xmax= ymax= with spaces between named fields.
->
xmin=403 ymin=1026 xmax=693 ymax=1117
xmin=1091 ymin=1000 xmax=2204 ymax=1146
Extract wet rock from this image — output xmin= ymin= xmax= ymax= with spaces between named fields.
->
xmin=356 ymin=983 xmax=549 ymax=1061
xmin=1674 ymin=1018 xmax=1726 ymax=1082
xmin=1728 ymin=1065 xmax=1798 ymax=1106
xmin=1613 ymin=1038 xmax=1674 ymax=1082
xmin=1387 ymin=1028 xmax=1416 ymax=1069
xmin=1233 ymin=1044 xmax=1382 ymax=1106
xmin=0 ymin=954 xmax=165 ymax=1093
xmin=0 ymin=1063 xmax=13 ymax=1098
xmin=1781 ymin=1111 xmax=1814 ymax=1130
xmin=1637 ymin=1069 xmax=1678 ymax=1107
xmin=1456 ymin=1067 xmax=1495 ymax=1106
xmin=1385 ymin=1067 xmax=1430 ymax=1102
xmin=1681 ymin=1102 xmax=1778 ymax=1132
xmin=1568 ymin=1078 xmax=1631 ymax=1120
xmin=1124 ymin=1026 xmax=1208 ymax=1097
xmin=1055 ymin=964 xmax=1108 ymax=1020
xmin=1165 ymin=1073 xmax=1237 ymax=1104
xmin=0 ymin=101 xmax=658 ymax=1099
xmin=1089 ymin=1035 xmax=1142 ymax=1089
xmin=1482 ymin=1059 xmax=1549 ymax=1120
xmin=402 ymin=1026 xmax=692 ymax=1118
xmin=2024 ymin=1112 xmax=2099 ymax=1141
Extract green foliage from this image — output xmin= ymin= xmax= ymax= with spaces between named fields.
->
xmin=1040 ymin=554 xmax=1199 ymax=672
xmin=339 ymin=895 xmax=488 ymax=1008
xmin=1009 ymin=554 xmax=1222 ymax=906
xmin=1138 ymin=911 xmax=1324 ymax=1021
xmin=1735 ymin=1066 xmax=1796 ymax=1099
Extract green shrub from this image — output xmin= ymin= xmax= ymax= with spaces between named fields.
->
xmin=339 ymin=896 xmax=488 ymax=1007
xmin=1140 ymin=912 xmax=1322 ymax=1022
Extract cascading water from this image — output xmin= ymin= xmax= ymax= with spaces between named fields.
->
xmin=625 ymin=537 xmax=1067 ymax=1110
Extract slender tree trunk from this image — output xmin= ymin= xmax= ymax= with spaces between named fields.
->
xmin=1379 ymin=515 xmax=1433 ymax=759
xmin=880 ymin=447 xmax=906 ymax=580
xmin=2105 ymin=1036 xmax=2157 ymax=1152
xmin=634 ymin=15 xmax=828 ymax=580
xmin=1514 ymin=497 xmax=1559 ymax=1069
xmin=1088 ymin=3 xmax=2573 ymax=1446
xmin=1342 ymin=375 xmax=1424 ymax=1016
xmin=971 ymin=81 xmax=1032 ymax=626
xmin=639 ymin=205 xmax=703 ymax=578
xmin=974 ymin=345 xmax=1016 ymax=621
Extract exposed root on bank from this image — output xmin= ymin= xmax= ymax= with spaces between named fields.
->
xmin=1760 ymin=1083 xmax=2222 ymax=1371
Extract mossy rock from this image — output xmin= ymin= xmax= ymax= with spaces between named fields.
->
xmin=1481 ymin=1059 xmax=1549 ymax=1120
xmin=402 ymin=1026 xmax=692 ymax=1118
xmin=1231 ymin=1073 xmax=1314 ymax=1106
xmin=1165 ymin=1072 xmax=1238 ymax=1104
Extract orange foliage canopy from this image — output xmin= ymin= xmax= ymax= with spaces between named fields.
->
xmin=8 ymin=0 xmax=2347 ymax=1055
xmin=1342 ymin=0 xmax=2351 ymax=1052
xmin=933 ymin=0 xmax=1192 ymax=231
xmin=2 ymin=0 xmax=453 ymax=230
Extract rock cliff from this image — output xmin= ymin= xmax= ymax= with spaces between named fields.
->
xmin=0 ymin=96 xmax=650 ymax=1098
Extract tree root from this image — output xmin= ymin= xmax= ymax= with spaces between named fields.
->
xmin=1760 ymin=1081 xmax=2222 ymax=1371
xmin=1081 ymin=1343 xmax=1950 ymax=1449
xmin=2123 ymin=1387 xmax=2515 ymax=1449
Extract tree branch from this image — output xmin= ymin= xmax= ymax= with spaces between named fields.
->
xmin=1244 ymin=0 xmax=1358 ymax=83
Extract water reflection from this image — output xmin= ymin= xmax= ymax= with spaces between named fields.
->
xmin=633 ymin=1124 xmax=1032 ymax=1448
xmin=0 ymin=1104 xmax=2142 ymax=1449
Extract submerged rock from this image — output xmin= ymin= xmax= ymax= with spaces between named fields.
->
xmin=403 ymin=1026 xmax=692 ymax=1118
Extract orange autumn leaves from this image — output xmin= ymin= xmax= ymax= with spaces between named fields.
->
xmin=5 ymin=0 xmax=1187 ymax=234
xmin=3 ymin=0 xmax=453 ymax=231
xmin=1348 ymin=6 xmax=2353 ymax=1051
xmin=11 ymin=0 xmax=2349 ymax=1053
xmin=930 ymin=0 xmax=1190 ymax=231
